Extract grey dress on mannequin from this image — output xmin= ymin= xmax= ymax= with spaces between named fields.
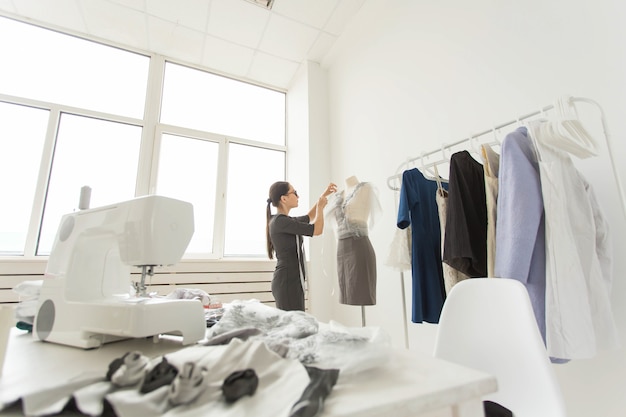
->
xmin=328 ymin=176 xmax=381 ymax=305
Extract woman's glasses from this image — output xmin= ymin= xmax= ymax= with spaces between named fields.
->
xmin=285 ymin=190 xmax=298 ymax=198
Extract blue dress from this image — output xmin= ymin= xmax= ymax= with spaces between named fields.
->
xmin=397 ymin=168 xmax=447 ymax=323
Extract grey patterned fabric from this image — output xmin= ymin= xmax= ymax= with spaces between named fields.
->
xmin=205 ymin=301 xmax=391 ymax=375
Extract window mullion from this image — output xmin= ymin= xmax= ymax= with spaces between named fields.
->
xmin=23 ymin=107 xmax=60 ymax=257
xmin=137 ymin=54 xmax=166 ymax=196
xmin=212 ymin=138 xmax=229 ymax=258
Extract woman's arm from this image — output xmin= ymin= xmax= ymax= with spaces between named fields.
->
xmin=309 ymin=182 xmax=337 ymax=235
xmin=312 ymin=195 xmax=327 ymax=236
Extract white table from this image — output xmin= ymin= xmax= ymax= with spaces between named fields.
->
xmin=0 ymin=329 xmax=496 ymax=417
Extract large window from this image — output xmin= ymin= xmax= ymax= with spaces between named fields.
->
xmin=0 ymin=16 xmax=148 ymax=119
xmin=38 ymin=114 xmax=142 ymax=255
xmin=0 ymin=16 xmax=287 ymax=259
xmin=161 ymin=63 xmax=286 ymax=145
xmin=155 ymin=133 xmax=220 ymax=255
xmin=224 ymin=144 xmax=285 ymax=256
xmin=159 ymin=63 xmax=286 ymax=257
xmin=0 ymin=102 xmax=48 ymax=255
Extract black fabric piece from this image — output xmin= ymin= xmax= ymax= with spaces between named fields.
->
xmin=206 ymin=317 xmax=220 ymax=327
xmin=289 ymin=366 xmax=340 ymax=417
xmin=442 ymin=150 xmax=488 ymax=277
xmin=0 ymin=399 xmax=23 ymax=415
xmin=484 ymin=400 xmax=514 ymax=417
xmin=62 ymin=396 xmax=81 ymax=413
xmin=222 ymin=368 xmax=259 ymax=403
xmin=204 ymin=327 xmax=262 ymax=346
xmin=105 ymin=352 xmax=129 ymax=381
xmin=140 ymin=357 xmax=178 ymax=394
xmin=101 ymin=398 xmax=117 ymax=417
xmin=16 ymin=321 xmax=32 ymax=332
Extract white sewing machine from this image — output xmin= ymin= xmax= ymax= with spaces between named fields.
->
xmin=33 ymin=195 xmax=207 ymax=349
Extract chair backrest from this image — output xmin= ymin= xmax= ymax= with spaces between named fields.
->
xmin=433 ymin=278 xmax=567 ymax=417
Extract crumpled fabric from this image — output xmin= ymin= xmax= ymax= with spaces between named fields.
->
xmin=205 ymin=301 xmax=391 ymax=375
xmin=12 ymin=280 xmax=43 ymax=324
xmin=167 ymin=362 xmax=209 ymax=406
xmin=165 ymin=288 xmax=211 ymax=307
xmin=2 ymin=302 xmax=387 ymax=417
xmin=18 ymin=373 xmax=105 ymax=417
xmin=108 ymin=351 xmax=151 ymax=387
xmin=3 ymin=339 xmax=310 ymax=417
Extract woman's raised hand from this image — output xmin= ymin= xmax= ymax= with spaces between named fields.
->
xmin=322 ymin=182 xmax=338 ymax=198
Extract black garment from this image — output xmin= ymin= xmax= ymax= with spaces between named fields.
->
xmin=222 ymin=369 xmax=259 ymax=403
xmin=484 ymin=400 xmax=514 ymax=417
xmin=140 ymin=357 xmax=178 ymax=393
xmin=290 ymin=366 xmax=340 ymax=417
xmin=442 ymin=151 xmax=488 ymax=277
xmin=269 ymin=214 xmax=314 ymax=311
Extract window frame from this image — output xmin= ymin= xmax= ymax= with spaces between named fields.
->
xmin=153 ymin=119 xmax=287 ymax=259
xmin=0 ymin=19 xmax=288 ymax=261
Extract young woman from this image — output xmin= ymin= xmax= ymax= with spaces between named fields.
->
xmin=266 ymin=181 xmax=337 ymax=311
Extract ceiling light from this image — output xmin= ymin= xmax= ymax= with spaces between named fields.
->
xmin=244 ymin=0 xmax=275 ymax=10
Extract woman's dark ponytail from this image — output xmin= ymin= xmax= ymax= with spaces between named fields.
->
xmin=266 ymin=199 xmax=274 ymax=259
xmin=266 ymin=181 xmax=290 ymax=259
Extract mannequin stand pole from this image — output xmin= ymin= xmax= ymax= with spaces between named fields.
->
xmin=361 ymin=305 xmax=366 ymax=327
xmin=400 ymin=272 xmax=409 ymax=348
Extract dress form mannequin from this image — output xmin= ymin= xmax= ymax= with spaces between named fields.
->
xmin=345 ymin=175 xmax=359 ymax=190
xmin=327 ymin=176 xmax=382 ymax=326
xmin=344 ymin=176 xmax=372 ymax=227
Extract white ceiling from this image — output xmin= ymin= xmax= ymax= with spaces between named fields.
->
xmin=0 ymin=0 xmax=366 ymax=90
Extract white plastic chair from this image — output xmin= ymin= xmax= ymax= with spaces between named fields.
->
xmin=433 ymin=278 xmax=567 ymax=417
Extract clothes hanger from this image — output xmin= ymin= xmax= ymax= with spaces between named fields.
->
xmin=534 ymin=96 xmax=598 ymax=159
xmin=416 ymin=149 xmax=450 ymax=184
xmin=492 ymin=126 xmax=501 ymax=146
xmin=468 ymin=135 xmax=484 ymax=162
xmin=556 ymin=96 xmax=599 ymax=158
xmin=433 ymin=164 xmax=444 ymax=193
xmin=430 ymin=144 xmax=450 ymax=186
xmin=441 ymin=143 xmax=449 ymax=161
xmin=420 ymin=152 xmax=437 ymax=180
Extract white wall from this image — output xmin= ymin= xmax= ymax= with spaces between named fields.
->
xmin=288 ymin=61 xmax=336 ymax=323
xmin=318 ymin=0 xmax=626 ymax=416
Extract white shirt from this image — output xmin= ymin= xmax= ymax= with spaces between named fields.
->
xmin=529 ymin=119 xmax=619 ymax=359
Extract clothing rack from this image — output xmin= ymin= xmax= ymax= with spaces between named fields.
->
xmin=386 ymin=96 xmax=626 ymax=348
xmin=386 ymin=96 xmax=626 ymax=220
